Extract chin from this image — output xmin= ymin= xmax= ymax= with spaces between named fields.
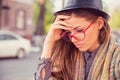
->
xmin=78 ymin=47 xmax=88 ymax=52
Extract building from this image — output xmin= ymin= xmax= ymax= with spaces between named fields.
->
xmin=0 ymin=0 xmax=34 ymax=41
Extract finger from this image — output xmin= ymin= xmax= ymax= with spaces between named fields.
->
xmin=54 ymin=21 xmax=72 ymax=28
xmin=54 ymin=23 xmax=72 ymax=31
xmin=54 ymin=15 xmax=70 ymax=22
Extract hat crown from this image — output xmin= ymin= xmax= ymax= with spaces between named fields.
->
xmin=54 ymin=0 xmax=110 ymax=20
xmin=65 ymin=0 xmax=103 ymax=10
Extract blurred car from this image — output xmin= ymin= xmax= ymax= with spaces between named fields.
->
xmin=0 ymin=31 xmax=31 ymax=59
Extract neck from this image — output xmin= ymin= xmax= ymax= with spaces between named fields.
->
xmin=88 ymin=43 xmax=100 ymax=53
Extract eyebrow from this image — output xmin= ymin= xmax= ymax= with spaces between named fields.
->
xmin=72 ymin=25 xmax=83 ymax=30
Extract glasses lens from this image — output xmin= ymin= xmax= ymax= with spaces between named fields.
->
xmin=79 ymin=32 xmax=85 ymax=40
xmin=60 ymin=30 xmax=86 ymax=42
xmin=69 ymin=32 xmax=85 ymax=41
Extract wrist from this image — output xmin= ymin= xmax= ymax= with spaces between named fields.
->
xmin=41 ymin=42 xmax=55 ymax=58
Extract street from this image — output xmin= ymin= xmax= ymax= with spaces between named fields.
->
xmin=0 ymin=50 xmax=41 ymax=80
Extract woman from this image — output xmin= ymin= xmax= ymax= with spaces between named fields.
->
xmin=34 ymin=0 xmax=120 ymax=80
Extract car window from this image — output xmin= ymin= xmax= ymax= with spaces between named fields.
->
xmin=6 ymin=35 xmax=18 ymax=40
xmin=0 ymin=34 xmax=6 ymax=40
xmin=0 ymin=34 xmax=18 ymax=40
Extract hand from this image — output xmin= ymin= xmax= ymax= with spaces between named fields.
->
xmin=41 ymin=15 xmax=72 ymax=58
xmin=44 ymin=15 xmax=72 ymax=44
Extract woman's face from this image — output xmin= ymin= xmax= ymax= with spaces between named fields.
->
xmin=64 ymin=13 xmax=103 ymax=52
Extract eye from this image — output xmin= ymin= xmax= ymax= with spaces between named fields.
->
xmin=76 ymin=29 xmax=83 ymax=32
xmin=62 ymin=30 xmax=71 ymax=35
xmin=66 ymin=31 xmax=71 ymax=35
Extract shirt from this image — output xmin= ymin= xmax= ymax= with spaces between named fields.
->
xmin=83 ymin=48 xmax=99 ymax=80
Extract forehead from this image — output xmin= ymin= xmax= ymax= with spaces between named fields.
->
xmin=65 ymin=14 xmax=90 ymax=28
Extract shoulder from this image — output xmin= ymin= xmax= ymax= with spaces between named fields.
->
xmin=110 ymin=44 xmax=120 ymax=70
xmin=112 ymin=44 xmax=120 ymax=62
xmin=111 ymin=44 xmax=120 ymax=79
xmin=113 ymin=44 xmax=120 ymax=60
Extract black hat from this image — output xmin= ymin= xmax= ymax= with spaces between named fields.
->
xmin=54 ymin=0 xmax=110 ymax=20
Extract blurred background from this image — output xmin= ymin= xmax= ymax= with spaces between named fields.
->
xmin=0 ymin=0 xmax=120 ymax=80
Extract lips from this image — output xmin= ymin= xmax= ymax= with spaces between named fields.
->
xmin=75 ymin=43 xmax=84 ymax=48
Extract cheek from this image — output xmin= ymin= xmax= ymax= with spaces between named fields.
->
xmin=85 ymin=27 xmax=99 ymax=45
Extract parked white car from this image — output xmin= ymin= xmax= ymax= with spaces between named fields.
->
xmin=0 ymin=31 xmax=31 ymax=59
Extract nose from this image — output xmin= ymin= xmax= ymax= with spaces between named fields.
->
xmin=70 ymin=32 xmax=85 ymax=41
xmin=70 ymin=36 xmax=79 ymax=43
xmin=69 ymin=32 xmax=79 ymax=41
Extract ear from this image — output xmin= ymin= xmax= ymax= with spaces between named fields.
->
xmin=96 ymin=17 xmax=104 ymax=30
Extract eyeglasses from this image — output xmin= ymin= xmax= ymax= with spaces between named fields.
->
xmin=60 ymin=20 xmax=96 ymax=42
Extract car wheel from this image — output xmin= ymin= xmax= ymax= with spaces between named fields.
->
xmin=16 ymin=49 xmax=26 ymax=59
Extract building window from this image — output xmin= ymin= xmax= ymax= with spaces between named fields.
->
xmin=16 ymin=10 xmax=25 ymax=29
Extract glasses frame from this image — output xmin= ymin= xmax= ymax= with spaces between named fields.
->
xmin=69 ymin=20 xmax=96 ymax=41
xmin=60 ymin=20 xmax=96 ymax=42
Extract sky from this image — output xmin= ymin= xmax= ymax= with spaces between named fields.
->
xmin=104 ymin=0 xmax=120 ymax=10
xmin=104 ymin=0 xmax=120 ymax=8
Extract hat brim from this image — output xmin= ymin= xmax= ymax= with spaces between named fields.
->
xmin=54 ymin=7 xmax=110 ymax=20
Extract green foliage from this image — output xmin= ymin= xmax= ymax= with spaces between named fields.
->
xmin=33 ymin=0 xmax=54 ymax=34
xmin=109 ymin=9 xmax=120 ymax=30
xmin=44 ymin=0 xmax=54 ymax=33
xmin=33 ymin=1 xmax=40 ymax=27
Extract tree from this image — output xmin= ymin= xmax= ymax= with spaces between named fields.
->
xmin=62 ymin=0 xmax=65 ymax=8
xmin=34 ymin=0 xmax=46 ymax=35
xmin=0 ymin=0 xmax=3 ymax=29
xmin=34 ymin=0 xmax=53 ymax=35
xmin=44 ymin=0 xmax=54 ymax=33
